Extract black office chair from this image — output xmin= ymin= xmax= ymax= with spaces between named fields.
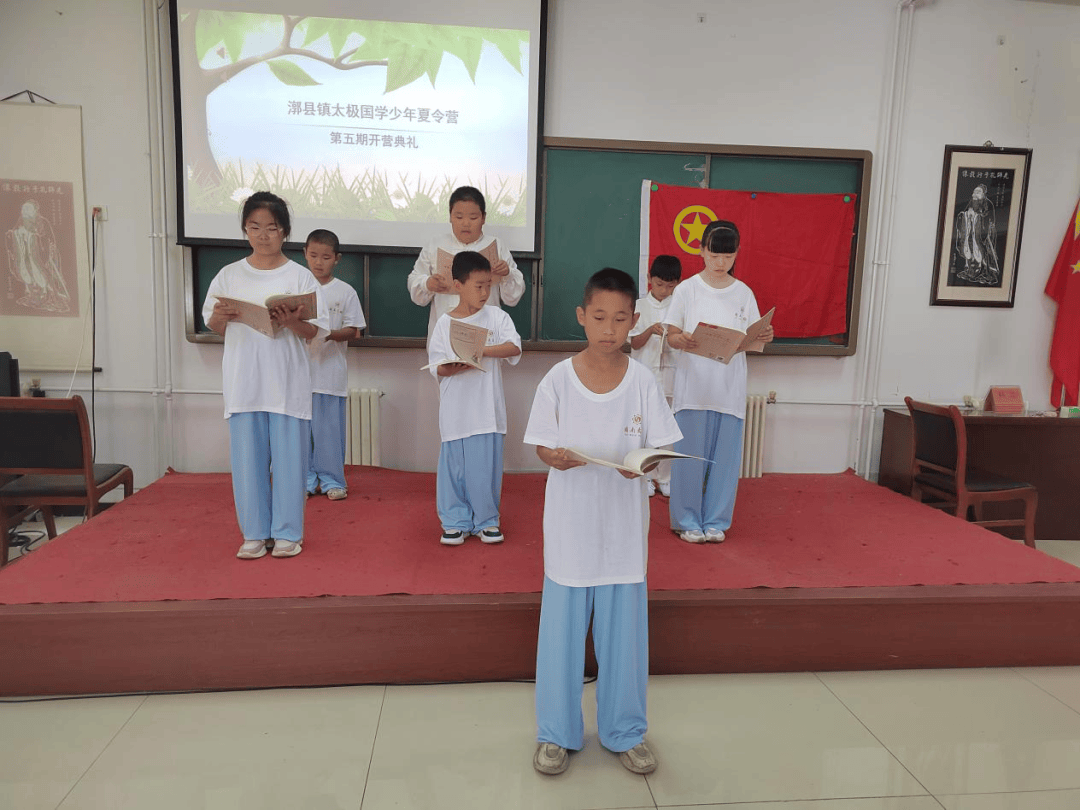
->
xmin=0 ymin=395 xmax=134 ymax=566
xmin=904 ymin=397 xmax=1037 ymax=548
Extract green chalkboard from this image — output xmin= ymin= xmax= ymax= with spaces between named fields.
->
xmin=191 ymin=246 xmax=365 ymax=334
xmin=540 ymin=149 xmax=707 ymax=341
xmin=186 ymin=140 xmax=869 ymax=353
xmin=189 ymin=245 xmax=534 ymax=344
xmin=540 ymin=138 xmax=872 ymax=355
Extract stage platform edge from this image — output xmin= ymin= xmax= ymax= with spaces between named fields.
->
xmin=3 ymin=583 xmax=1080 ymax=696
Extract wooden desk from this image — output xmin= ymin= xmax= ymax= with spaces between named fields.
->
xmin=878 ymin=408 xmax=1080 ymax=542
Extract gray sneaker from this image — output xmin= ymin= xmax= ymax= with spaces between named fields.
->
xmin=677 ymin=528 xmax=706 ymax=544
xmin=618 ymin=741 xmax=657 ymax=774
xmin=326 ymin=488 xmax=347 ymax=501
xmin=533 ymin=742 xmax=568 ymax=775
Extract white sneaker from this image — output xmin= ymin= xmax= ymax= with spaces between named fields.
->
xmin=647 ymin=480 xmax=656 ymax=496
xmin=479 ymin=527 xmax=504 ymax=544
xmin=326 ymin=488 xmax=347 ymax=501
xmin=440 ymin=529 xmax=466 ymax=546
xmin=705 ymin=528 xmax=726 ymax=543
xmin=236 ymin=540 xmax=267 ymax=560
xmin=678 ymin=528 xmax=706 ymax=544
xmin=271 ymin=539 xmax=303 ymax=557
xmin=658 ymin=480 xmax=670 ymax=497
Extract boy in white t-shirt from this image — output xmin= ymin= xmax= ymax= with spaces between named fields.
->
xmin=428 ymin=250 xmax=522 ymax=545
xmin=628 ymin=254 xmax=681 ymax=497
xmin=304 ymin=230 xmax=366 ymax=501
xmin=407 ymin=185 xmax=525 ymax=339
xmin=524 ymin=267 xmax=682 ymax=777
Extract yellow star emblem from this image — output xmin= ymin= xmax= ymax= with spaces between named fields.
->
xmin=1074 ymin=205 xmax=1080 ymax=241
xmin=672 ymin=205 xmax=718 ymax=254
xmin=1071 ymin=260 xmax=1080 ymax=274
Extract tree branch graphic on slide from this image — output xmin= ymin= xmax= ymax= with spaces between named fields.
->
xmin=178 ymin=10 xmax=528 ymax=198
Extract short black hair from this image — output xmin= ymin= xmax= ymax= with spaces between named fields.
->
xmin=700 ymin=219 xmax=740 ymax=254
xmin=649 ymin=254 xmax=682 ymax=282
xmin=449 ymin=185 xmax=486 ymax=215
xmin=452 ymin=250 xmax=491 ymax=282
xmin=305 ymin=229 xmax=340 ymax=253
xmin=582 ymin=267 xmax=637 ymax=308
xmin=240 ymin=191 xmax=291 ymax=239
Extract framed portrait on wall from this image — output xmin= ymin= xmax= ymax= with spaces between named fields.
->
xmin=929 ymin=144 xmax=1032 ymax=307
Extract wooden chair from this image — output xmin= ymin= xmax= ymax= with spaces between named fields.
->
xmin=904 ymin=397 xmax=1037 ymax=548
xmin=0 ymin=395 xmax=133 ymax=566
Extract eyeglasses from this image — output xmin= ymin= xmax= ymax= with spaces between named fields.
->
xmin=245 ymin=225 xmax=283 ymax=237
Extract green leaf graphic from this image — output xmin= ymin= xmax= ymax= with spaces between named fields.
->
xmin=266 ymin=59 xmax=321 ymax=86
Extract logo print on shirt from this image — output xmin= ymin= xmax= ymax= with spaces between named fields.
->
xmin=624 ymin=413 xmax=643 ymax=436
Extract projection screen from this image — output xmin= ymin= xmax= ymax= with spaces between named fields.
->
xmin=169 ymin=1 xmax=545 ymax=251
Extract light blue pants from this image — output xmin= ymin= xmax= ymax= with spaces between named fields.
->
xmin=669 ymin=409 xmax=743 ymax=533
xmin=436 ymin=432 xmax=504 ymax=533
xmin=535 ymin=577 xmax=649 ymax=753
xmin=307 ymin=392 xmax=347 ymax=494
xmin=228 ymin=411 xmax=308 ymax=543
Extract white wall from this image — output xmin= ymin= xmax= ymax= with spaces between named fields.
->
xmin=3 ymin=0 xmax=1078 ymax=487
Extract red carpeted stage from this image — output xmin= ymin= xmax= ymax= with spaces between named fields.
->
xmin=2 ymin=469 xmax=1080 ymax=696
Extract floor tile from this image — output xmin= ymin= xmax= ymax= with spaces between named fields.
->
xmin=937 ymin=789 xmax=1080 ymax=809
xmin=662 ymin=799 xmax=943 ymax=810
xmin=55 ymin=686 xmax=383 ymax=810
xmin=362 ymin=681 xmax=656 ymax=810
xmin=643 ymin=673 xmax=926 ymax=806
xmin=0 ymin=694 xmax=144 ymax=810
xmin=1035 ymin=541 xmax=1080 ymax=568
xmin=819 ymin=668 xmax=1080 ymax=795
xmin=1016 ymin=667 xmax=1080 ymax=715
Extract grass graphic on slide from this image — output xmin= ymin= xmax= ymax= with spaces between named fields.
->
xmin=190 ymin=162 xmax=526 ymax=228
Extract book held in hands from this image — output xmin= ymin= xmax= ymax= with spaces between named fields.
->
xmin=435 ymin=241 xmax=501 ymax=280
xmin=685 ymin=308 xmax=775 ymax=365
xmin=215 ymin=292 xmax=318 ymax=338
xmin=563 ymin=447 xmax=711 ymax=476
xmin=422 ymin=319 xmax=490 ymax=372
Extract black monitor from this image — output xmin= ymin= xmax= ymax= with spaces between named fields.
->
xmin=0 ymin=353 xmax=19 ymax=397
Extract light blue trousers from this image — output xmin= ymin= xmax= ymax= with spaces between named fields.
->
xmin=436 ymin=432 xmax=503 ymax=533
xmin=669 ymin=409 xmax=743 ymax=533
xmin=228 ymin=411 xmax=308 ymax=543
xmin=535 ymin=577 xmax=649 ymax=753
xmin=307 ymin=392 xmax=347 ymax=493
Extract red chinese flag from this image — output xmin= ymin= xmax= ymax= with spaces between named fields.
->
xmin=1045 ymin=199 xmax=1080 ymax=407
xmin=645 ymin=183 xmax=857 ymax=339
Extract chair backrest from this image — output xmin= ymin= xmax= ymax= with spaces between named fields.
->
xmin=0 ymin=396 xmax=91 ymax=475
xmin=904 ymin=397 xmax=967 ymax=486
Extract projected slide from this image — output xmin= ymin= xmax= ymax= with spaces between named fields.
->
xmin=173 ymin=6 xmax=540 ymax=249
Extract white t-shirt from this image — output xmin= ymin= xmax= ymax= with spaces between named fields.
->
xmin=202 ymin=258 xmax=329 ymax=420
xmin=665 ymin=274 xmax=760 ymax=420
xmin=523 ymin=358 xmax=682 ymax=587
xmin=428 ymin=306 xmax=522 ymax=442
xmin=307 ymin=277 xmax=366 ymax=397
xmin=407 ymin=232 xmax=525 ymax=338
xmin=628 ymin=292 xmax=677 ymax=398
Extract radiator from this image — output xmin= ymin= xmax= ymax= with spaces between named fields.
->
xmin=740 ymin=394 xmax=768 ymax=478
xmin=345 ymin=388 xmax=382 ymax=467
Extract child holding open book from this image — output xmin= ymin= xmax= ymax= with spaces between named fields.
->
xmin=525 ymin=267 xmax=682 ymax=777
xmin=407 ymin=185 xmax=525 ymax=339
xmin=203 ymin=191 xmax=328 ymax=560
xmin=663 ymin=220 xmax=773 ymax=544
xmin=304 ymin=229 xmax=365 ymax=501
xmin=427 ymin=250 xmax=521 ymax=546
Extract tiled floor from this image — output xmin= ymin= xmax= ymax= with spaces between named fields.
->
xmin=3 ymin=518 xmax=1080 ymax=809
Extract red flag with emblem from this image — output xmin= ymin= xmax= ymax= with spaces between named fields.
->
xmin=644 ymin=182 xmax=857 ymax=339
xmin=1045 ymin=198 xmax=1080 ymax=407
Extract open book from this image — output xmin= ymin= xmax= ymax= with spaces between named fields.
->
xmin=435 ymin=240 xmax=501 ymax=281
xmin=215 ymin=292 xmax=317 ymax=338
xmin=685 ymin=308 xmax=775 ymax=364
xmin=563 ymin=447 xmax=710 ymax=475
xmin=422 ymin=319 xmax=490 ymax=372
